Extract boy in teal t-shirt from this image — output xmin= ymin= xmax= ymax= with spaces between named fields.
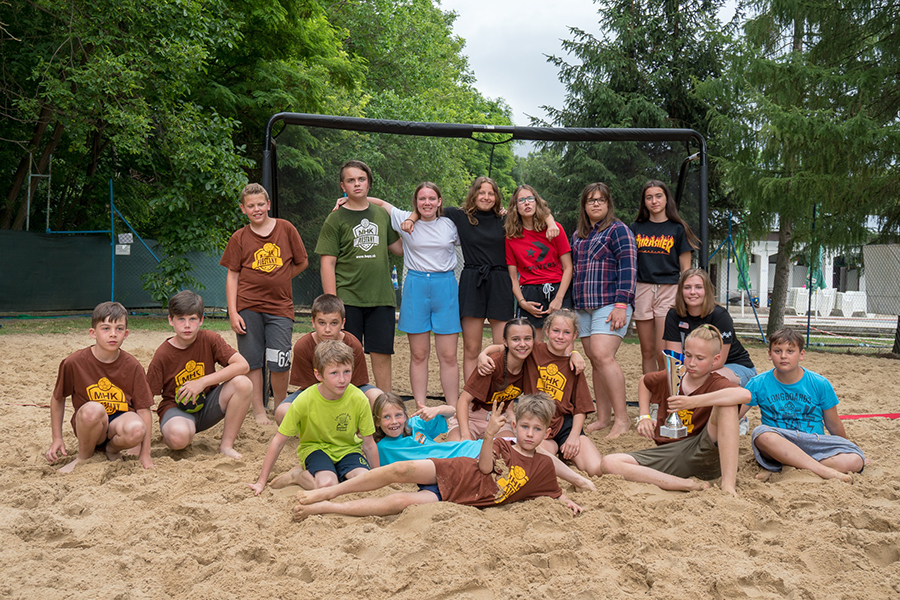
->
xmin=248 ymin=341 xmax=379 ymax=495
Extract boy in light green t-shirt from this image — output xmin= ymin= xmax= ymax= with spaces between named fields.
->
xmin=248 ymin=340 xmax=379 ymax=495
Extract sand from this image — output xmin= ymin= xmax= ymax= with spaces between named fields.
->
xmin=1 ymin=329 xmax=899 ymax=599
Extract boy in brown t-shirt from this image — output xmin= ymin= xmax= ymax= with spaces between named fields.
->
xmin=274 ymin=294 xmax=382 ymax=425
xmin=146 ymin=291 xmax=252 ymax=458
xmin=601 ymin=325 xmax=750 ymax=496
xmin=45 ymin=302 xmax=155 ymax=473
xmin=291 ymin=393 xmax=585 ymax=521
xmin=220 ymin=183 xmax=308 ymax=425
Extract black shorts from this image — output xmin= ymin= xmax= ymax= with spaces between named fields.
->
xmin=553 ymin=413 xmax=585 ymax=447
xmin=304 ymin=449 xmax=370 ymax=481
xmin=344 ymin=305 xmax=395 ymax=355
xmin=518 ymin=283 xmax=574 ymax=330
xmin=458 ymin=266 xmax=514 ymax=321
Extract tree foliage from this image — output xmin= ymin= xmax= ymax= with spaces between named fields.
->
xmin=699 ymin=0 xmax=900 ymax=333
xmin=523 ymin=0 xmax=731 ymax=230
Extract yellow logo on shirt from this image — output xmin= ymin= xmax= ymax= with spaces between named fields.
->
xmin=86 ymin=377 xmax=129 ymax=415
xmin=679 ymin=409 xmax=695 ymax=434
xmin=175 ymin=360 xmax=205 ymax=387
xmin=635 ymin=233 xmax=675 ymax=254
xmin=494 ymin=464 xmax=529 ymax=504
xmin=252 ymin=242 xmax=283 ymax=272
xmin=536 ymin=363 xmax=567 ymax=402
xmin=490 ymin=384 xmax=521 ymax=405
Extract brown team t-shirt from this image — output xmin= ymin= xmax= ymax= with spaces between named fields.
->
xmin=53 ymin=347 xmax=154 ymax=430
xmin=463 ymin=351 xmax=526 ymax=412
xmin=289 ymin=331 xmax=369 ymax=389
xmin=146 ymin=330 xmax=238 ymax=420
xmin=523 ymin=343 xmax=595 ymax=437
xmin=646 ymin=370 xmax=736 ymax=445
xmin=219 ymin=218 xmax=307 ymax=319
xmin=432 ymin=438 xmax=562 ymax=507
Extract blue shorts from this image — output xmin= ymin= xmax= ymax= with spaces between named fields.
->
xmin=304 ymin=449 xmax=370 ymax=481
xmin=725 ymin=363 xmax=757 ymax=387
xmin=578 ymin=304 xmax=633 ymax=338
xmin=417 ymin=483 xmax=442 ymax=500
xmin=398 ymin=270 xmax=462 ymax=335
xmin=751 ymin=425 xmax=865 ymax=473
xmin=236 ymin=310 xmax=293 ymax=372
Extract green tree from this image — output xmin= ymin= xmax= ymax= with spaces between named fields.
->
xmin=699 ymin=0 xmax=900 ymax=335
xmin=0 ymin=0 xmax=361 ymax=301
xmin=529 ymin=0 xmax=731 ymax=224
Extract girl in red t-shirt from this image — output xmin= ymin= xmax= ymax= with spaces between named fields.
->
xmin=505 ymin=185 xmax=574 ymax=343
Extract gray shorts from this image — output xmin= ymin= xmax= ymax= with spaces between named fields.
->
xmin=159 ymin=384 xmax=226 ymax=433
xmin=751 ymin=425 xmax=865 ymax=472
xmin=628 ymin=427 xmax=721 ymax=480
xmin=236 ymin=309 xmax=293 ymax=371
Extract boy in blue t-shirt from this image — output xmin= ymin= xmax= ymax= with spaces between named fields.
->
xmin=744 ymin=328 xmax=864 ymax=483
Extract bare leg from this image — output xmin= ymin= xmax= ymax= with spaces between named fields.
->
xmin=105 ymin=412 xmax=147 ymax=459
xmin=488 ymin=319 xmax=505 ymax=345
xmin=160 ymin=416 xmax=196 ymax=451
xmin=247 ymin=368 xmax=273 ymax=425
xmin=582 ymin=333 xmax=629 ymax=438
xmin=296 ymin=460 xmax=438 ymax=505
xmin=571 ymin=437 xmax=604 ymax=478
xmin=59 ymin=403 xmax=109 ymax=473
xmin=635 ymin=319 xmax=658 ymax=375
xmin=218 ymin=375 xmax=252 ymax=458
xmin=652 ymin=315 xmax=667 ymax=371
xmin=705 ymin=404 xmax=739 ymax=496
xmin=270 ymin=370 xmax=289 ymax=405
xmin=370 ymin=352 xmax=392 ymax=392
xmin=714 ymin=367 xmax=741 ymax=385
xmin=293 ymin=489 xmax=439 ymax=521
xmin=754 ymin=432 xmax=854 ymax=483
xmin=601 ymin=453 xmax=710 ymax=492
xmin=461 ymin=317 xmax=486 ymax=381
xmin=271 ymin=464 xmax=335 ymax=490
xmin=408 ymin=332 xmax=431 ymax=409
xmin=434 ymin=333 xmax=460 ymax=407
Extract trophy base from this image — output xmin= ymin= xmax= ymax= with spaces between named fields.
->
xmin=660 ymin=425 xmax=687 ymax=439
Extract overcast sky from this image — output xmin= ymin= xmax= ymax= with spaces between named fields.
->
xmin=439 ymin=1 xmax=739 ymax=135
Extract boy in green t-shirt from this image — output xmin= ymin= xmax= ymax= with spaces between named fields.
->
xmin=248 ymin=340 xmax=380 ymax=495
xmin=315 ymin=160 xmax=402 ymax=392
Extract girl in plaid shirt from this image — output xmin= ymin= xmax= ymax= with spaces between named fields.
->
xmin=570 ymin=182 xmax=637 ymax=439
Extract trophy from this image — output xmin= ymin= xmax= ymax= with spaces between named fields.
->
xmin=660 ymin=349 xmax=687 ymax=439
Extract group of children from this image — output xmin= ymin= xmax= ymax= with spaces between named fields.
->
xmin=45 ymin=173 xmax=866 ymax=521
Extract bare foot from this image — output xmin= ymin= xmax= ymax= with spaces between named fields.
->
xmin=755 ymin=470 xmax=773 ymax=482
xmin=292 ymin=501 xmax=324 ymax=522
xmin=57 ymin=458 xmax=83 ymax=474
xmin=271 ymin=465 xmax=305 ymax=489
xmin=254 ymin=412 xmax=273 ymax=426
xmin=296 ymin=488 xmax=332 ymax=505
xmin=124 ymin=444 xmax=141 ymax=457
xmin=106 ymin=447 xmax=123 ymax=462
xmin=822 ymin=467 xmax=853 ymax=484
xmin=605 ymin=421 xmax=630 ymax=439
xmin=219 ymin=446 xmax=242 ymax=459
xmin=585 ymin=420 xmax=610 ymax=434
xmin=719 ymin=484 xmax=738 ymax=498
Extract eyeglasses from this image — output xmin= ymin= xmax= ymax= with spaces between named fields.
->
xmin=516 ymin=196 xmax=536 ymax=204
xmin=585 ymin=197 xmax=608 ymax=205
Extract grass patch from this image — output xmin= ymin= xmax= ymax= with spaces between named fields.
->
xmin=0 ymin=312 xmax=315 ymax=336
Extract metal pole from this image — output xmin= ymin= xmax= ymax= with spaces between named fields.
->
xmin=110 ymin=179 xmax=115 ymax=302
xmin=805 ymin=204 xmax=817 ymax=346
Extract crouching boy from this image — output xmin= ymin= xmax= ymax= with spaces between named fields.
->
xmin=602 ymin=325 xmax=749 ymax=496
xmin=291 ymin=393 xmax=584 ymax=521
xmin=745 ymin=328 xmax=864 ymax=483
xmin=45 ymin=301 xmax=154 ymax=473
xmin=249 ymin=340 xmax=379 ymax=495
xmin=147 ymin=291 xmax=252 ymax=458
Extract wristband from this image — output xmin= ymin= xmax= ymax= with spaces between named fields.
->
xmin=516 ymin=298 xmax=525 ymax=304
xmin=637 ymin=414 xmax=651 ymax=422
xmin=570 ymin=350 xmax=580 ymax=355
xmin=403 ymin=218 xmax=414 ymax=223
xmin=614 ymin=303 xmax=627 ymax=309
